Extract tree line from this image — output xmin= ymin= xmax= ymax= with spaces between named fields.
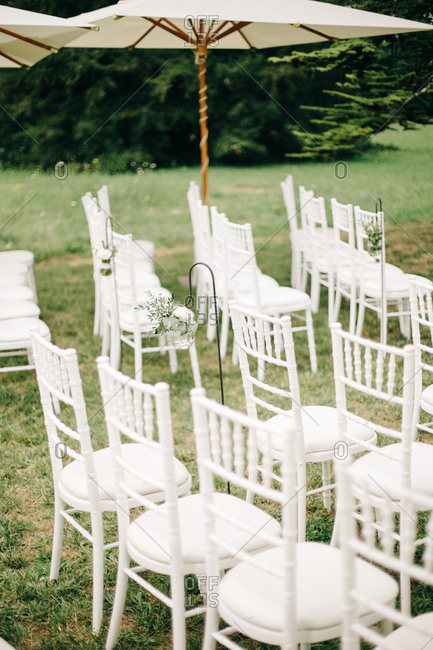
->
xmin=2 ymin=0 xmax=432 ymax=171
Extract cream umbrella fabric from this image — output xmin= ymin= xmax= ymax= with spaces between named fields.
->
xmin=0 ymin=5 xmax=95 ymax=69
xmin=68 ymin=0 xmax=433 ymax=201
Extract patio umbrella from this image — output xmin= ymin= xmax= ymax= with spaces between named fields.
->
xmin=67 ymin=0 xmax=433 ymax=202
xmin=0 ymin=5 xmax=95 ymax=69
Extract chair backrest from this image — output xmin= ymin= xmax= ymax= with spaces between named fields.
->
xmin=331 ymin=198 xmax=356 ymax=267
xmin=223 ymin=218 xmax=261 ymax=306
xmin=97 ymin=185 xmax=111 ymax=218
xmin=230 ymin=302 xmax=303 ymax=428
xmin=302 ymin=192 xmax=331 ymax=269
xmin=337 ymin=455 xmax=433 ymax=649
xmin=190 ymin=386 xmax=298 ymax=648
xmin=331 ymin=323 xmax=415 ymax=487
xmin=280 ymin=174 xmax=298 ymax=233
xmin=210 ymin=206 xmax=228 ymax=297
xmin=111 ymin=231 xmax=137 ymax=308
xmin=353 ymin=205 xmax=385 ymax=262
xmin=97 ymin=357 xmax=188 ymax=562
xmin=298 ymin=185 xmax=315 ymax=230
xmin=31 ymin=330 xmax=99 ymax=507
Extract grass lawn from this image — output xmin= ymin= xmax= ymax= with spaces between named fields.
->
xmin=0 ymin=124 xmax=433 ymax=648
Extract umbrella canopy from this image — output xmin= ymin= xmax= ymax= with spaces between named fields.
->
xmin=0 ymin=5 xmax=95 ymax=69
xmin=68 ymin=0 xmax=433 ymax=201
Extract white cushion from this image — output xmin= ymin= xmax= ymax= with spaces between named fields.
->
xmin=0 ymin=317 xmax=49 ymax=344
xmin=0 ymin=274 xmax=27 ymax=287
xmin=218 ymin=543 xmax=397 ymax=636
xmin=0 ymin=286 xmax=34 ymax=301
xmin=349 ymin=442 xmax=433 ymax=496
xmin=0 ymin=301 xmax=39 ymax=319
xmin=127 ymin=492 xmax=281 ymax=567
xmin=59 ymin=443 xmax=190 ymax=502
xmin=0 ymin=250 xmax=33 ymax=265
xmin=374 ymin=612 xmax=433 ymax=649
xmin=0 ymin=638 xmax=15 ymax=650
xmin=261 ymin=406 xmax=374 ymax=456
xmin=115 ymin=265 xmax=160 ymax=289
xmin=0 ymin=261 xmax=28 ymax=273
xmin=421 ymin=383 xmax=433 ymax=415
xmin=239 ymin=286 xmax=311 ymax=311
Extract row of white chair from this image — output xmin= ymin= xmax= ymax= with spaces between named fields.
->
xmin=0 ymin=249 xmax=50 ymax=372
xmin=30 ymin=313 xmax=433 ymax=649
xmin=282 ymin=174 xmax=426 ymax=342
xmin=187 ymin=181 xmax=318 ymax=375
xmin=82 ymin=186 xmax=201 ymax=384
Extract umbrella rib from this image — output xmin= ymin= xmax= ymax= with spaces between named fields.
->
xmin=216 ymin=21 xmax=252 ymax=41
xmin=135 ymin=17 xmax=190 ymax=45
xmin=0 ymin=27 xmax=58 ymax=52
xmin=0 ymin=48 xmax=28 ymax=68
xmin=290 ymin=23 xmax=336 ymax=42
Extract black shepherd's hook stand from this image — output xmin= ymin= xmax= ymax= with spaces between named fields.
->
xmin=185 ymin=262 xmax=230 ymax=493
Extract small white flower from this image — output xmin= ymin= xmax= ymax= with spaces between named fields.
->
xmin=172 ymin=305 xmax=194 ymax=322
xmin=97 ymin=247 xmax=112 ymax=261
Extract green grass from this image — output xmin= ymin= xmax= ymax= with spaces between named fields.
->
xmin=1 ymin=125 xmax=433 ymax=648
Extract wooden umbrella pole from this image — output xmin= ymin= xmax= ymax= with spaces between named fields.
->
xmin=197 ymin=42 xmax=209 ymax=204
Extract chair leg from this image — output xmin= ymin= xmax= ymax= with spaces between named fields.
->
xmin=219 ymin=306 xmax=230 ymax=359
xmin=332 ymin=287 xmax=342 ymax=324
xmin=310 ymin=271 xmax=320 ymax=314
xmin=202 ymin=601 xmax=218 ymax=650
xmin=356 ymin=297 xmax=366 ymax=337
xmin=171 ymin=573 xmax=187 ymax=650
xmin=91 ymin=511 xmax=105 ymax=634
xmin=168 ymin=347 xmax=178 ymax=374
xmin=50 ymin=494 xmax=65 ymax=580
xmin=305 ymin=309 xmax=317 ymax=374
xmin=188 ymin=343 xmax=202 ymax=388
xmin=322 ymin=460 xmax=331 ymax=511
xmin=134 ymin=340 xmax=142 ymax=383
xmin=106 ymin=559 xmax=130 ymax=650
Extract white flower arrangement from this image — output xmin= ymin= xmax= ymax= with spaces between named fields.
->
xmin=138 ymin=292 xmax=197 ymax=348
xmin=96 ymin=242 xmax=117 ymax=275
xmin=364 ymin=222 xmax=383 ymax=259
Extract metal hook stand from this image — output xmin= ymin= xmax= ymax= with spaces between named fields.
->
xmin=185 ymin=262 xmax=229 ymax=493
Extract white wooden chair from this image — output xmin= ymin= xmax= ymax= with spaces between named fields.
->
xmin=230 ymin=303 xmax=376 ymax=538
xmin=110 ymin=232 xmax=201 ymax=387
xmin=31 ymin=332 xmax=193 ymax=634
xmin=331 ymin=198 xmax=358 ymax=332
xmin=331 ymin=323 xmax=433 ymax=613
xmin=98 ymin=360 xmax=277 ymax=650
xmin=337 ymin=457 xmax=433 ymax=650
xmin=225 ymin=217 xmax=317 ymax=375
xmin=280 ymin=174 xmax=304 ymax=290
xmin=191 ymin=386 xmax=397 ymax=650
xmin=354 ymin=205 xmax=413 ymax=340
xmin=408 ymin=275 xmax=433 ymax=439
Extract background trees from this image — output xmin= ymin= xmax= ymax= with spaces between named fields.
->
xmin=0 ymin=0 xmax=432 ymax=170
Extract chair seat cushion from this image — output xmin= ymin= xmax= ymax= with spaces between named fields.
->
xmin=0 ymin=273 xmax=27 ymax=287
xmin=218 ymin=543 xmax=397 ymax=637
xmin=127 ymin=492 xmax=281 ymax=567
xmin=0 ymin=301 xmax=40 ymax=320
xmin=239 ymin=286 xmax=311 ymax=312
xmin=263 ymin=406 xmax=374 ymax=457
xmin=374 ymin=612 xmax=433 ymax=649
xmin=0 ymin=286 xmax=34 ymax=301
xmin=115 ymin=266 xmax=161 ymax=289
xmin=59 ymin=443 xmax=191 ymax=503
xmin=0 ymin=250 xmax=33 ymax=265
xmin=420 ymin=383 xmax=433 ymax=415
xmin=0 ymin=317 xmax=49 ymax=344
xmin=349 ymin=442 xmax=433 ymax=496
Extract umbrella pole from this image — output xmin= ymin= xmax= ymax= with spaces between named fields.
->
xmin=197 ymin=43 xmax=209 ymax=204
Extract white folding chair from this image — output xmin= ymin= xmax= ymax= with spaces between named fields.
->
xmin=337 ymin=457 xmax=433 ymax=650
xmin=110 ymin=232 xmax=201 ymax=387
xmin=331 ymin=323 xmax=433 ymax=613
xmin=354 ymin=205 xmax=414 ymax=340
xmin=225 ymin=218 xmax=317 ymax=375
xmin=408 ymin=275 xmax=433 ymax=438
xmin=230 ymin=303 xmax=376 ymax=538
xmin=191 ymin=386 xmax=397 ymax=650
xmin=0 ymin=316 xmax=50 ymax=373
xmin=98 ymin=361 xmax=276 ymax=650
xmin=280 ymin=174 xmax=304 ymax=290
